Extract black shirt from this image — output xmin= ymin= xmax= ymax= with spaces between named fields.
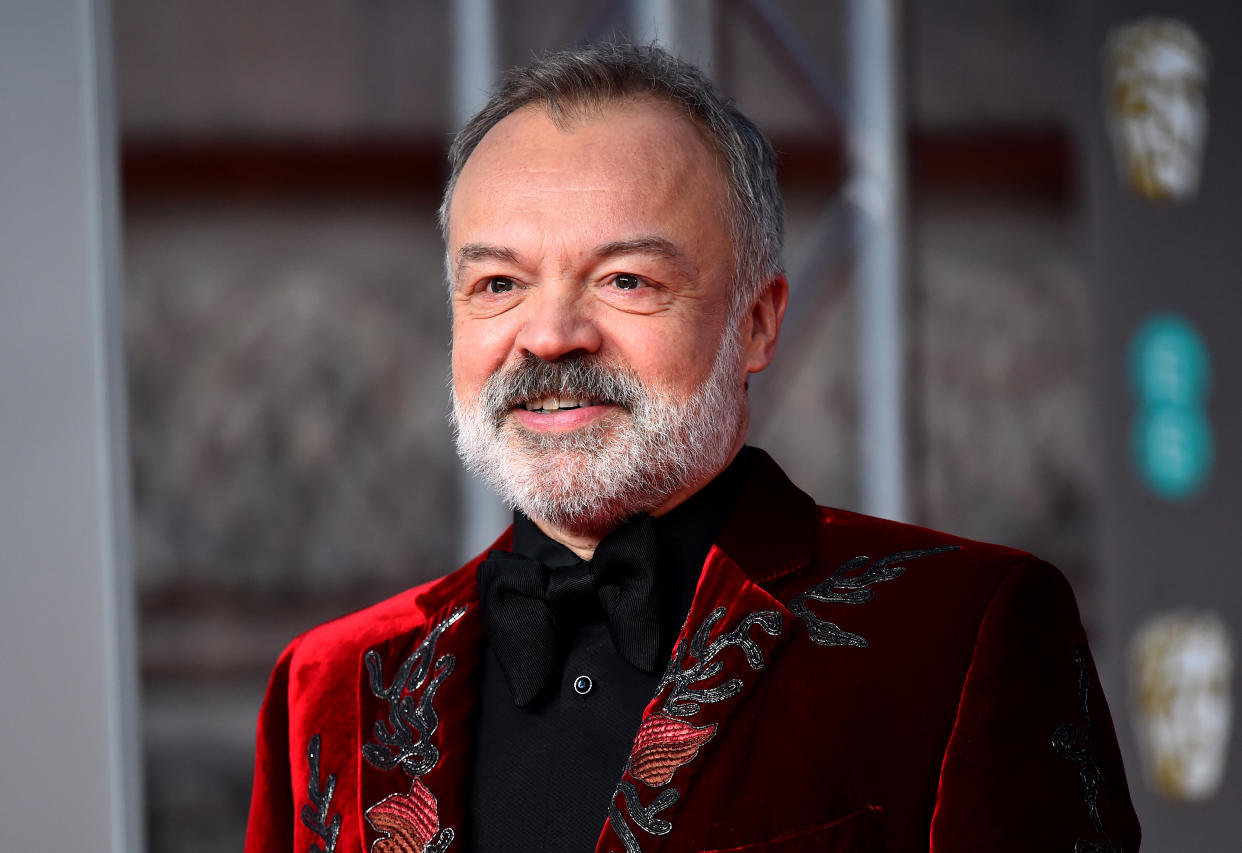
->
xmin=467 ymin=448 xmax=753 ymax=852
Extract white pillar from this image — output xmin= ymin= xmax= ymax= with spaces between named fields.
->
xmin=849 ymin=0 xmax=909 ymax=522
xmin=450 ymin=0 xmax=510 ymax=560
xmin=452 ymin=0 xmax=498 ymax=125
xmin=0 ymin=1 xmax=144 ymax=849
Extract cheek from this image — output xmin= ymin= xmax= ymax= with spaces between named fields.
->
xmin=615 ymin=324 xmax=717 ymax=390
xmin=450 ymin=329 xmax=492 ymax=399
xmin=452 ymin=317 xmax=521 ymax=395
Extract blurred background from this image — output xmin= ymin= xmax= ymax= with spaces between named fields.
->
xmin=2 ymin=1 xmax=1238 ymax=851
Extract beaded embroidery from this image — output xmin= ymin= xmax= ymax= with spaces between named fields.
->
xmin=605 ymin=545 xmax=959 ymax=851
xmin=1052 ymin=646 xmax=1118 ymax=853
xmin=609 ymin=605 xmax=783 ymax=852
xmin=301 ymin=733 xmax=340 ymax=853
xmin=362 ymin=606 xmax=466 ymax=853
xmin=789 ymin=547 xmax=959 ymax=646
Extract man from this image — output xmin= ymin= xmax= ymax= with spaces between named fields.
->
xmin=246 ymin=43 xmax=1140 ymax=853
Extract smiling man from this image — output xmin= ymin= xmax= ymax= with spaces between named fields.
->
xmin=246 ymin=44 xmax=1139 ymax=853
xmin=448 ymin=93 xmax=777 ymax=554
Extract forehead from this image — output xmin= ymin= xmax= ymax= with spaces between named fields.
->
xmin=446 ymin=98 xmax=729 ymax=247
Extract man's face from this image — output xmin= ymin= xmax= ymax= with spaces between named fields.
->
xmin=446 ymin=99 xmax=780 ymax=534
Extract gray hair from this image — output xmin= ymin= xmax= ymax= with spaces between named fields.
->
xmin=437 ymin=41 xmax=784 ymax=314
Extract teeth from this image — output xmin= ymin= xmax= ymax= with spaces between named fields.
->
xmin=521 ymin=396 xmax=604 ymax=412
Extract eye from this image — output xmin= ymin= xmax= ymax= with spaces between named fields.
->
xmin=485 ymin=276 xmax=517 ymax=294
xmin=612 ymin=273 xmax=642 ymax=291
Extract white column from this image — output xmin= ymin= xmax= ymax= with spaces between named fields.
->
xmin=0 ymin=1 xmax=144 ymax=850
xmin=450 ymin=0 xmax=510 ymax=560
xmin=452 ymin=0 xmax=498 ymax=125
xmin=849 ymin=0 xmax=909 ymax=522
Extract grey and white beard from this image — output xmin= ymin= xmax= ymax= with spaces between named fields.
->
xmin=450 ymin=328 xmax=747 ymax=536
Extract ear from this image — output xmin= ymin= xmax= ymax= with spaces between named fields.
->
xmin=742 ymin=273 xmax=789 ymax=375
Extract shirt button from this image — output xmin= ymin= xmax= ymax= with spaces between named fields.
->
xmin=573 ymin=675 xmax=593 ymax=696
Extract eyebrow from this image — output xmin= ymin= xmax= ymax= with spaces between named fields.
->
xmin=455 ymin=243 xmax=522 ymax=282
xmin=453 ymin=235 xmax=697 ymax=282
xmin=594 ymin=236 xmax=697 ymax=276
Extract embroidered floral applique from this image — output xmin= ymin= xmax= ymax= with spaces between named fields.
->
xmin=365 ymin=780 xmax=454 ymax=853
xmin=1052 ymin=646 xmax=1119 ymax=853
xmin=789 ymin=546 xmax=959 ymax=647
xmin=362 ymin=606 xmax=466 ymax=853
xmin=302 ymin=733 xmax=341 ymax=853
xmin=628 ymin=714 xmax=717 ymax=787
xmin=609 ymin=605 xmax=783 ymax=853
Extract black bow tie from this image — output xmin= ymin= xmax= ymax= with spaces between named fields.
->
xmin=477 ymin=514 xmax=664 ymax=707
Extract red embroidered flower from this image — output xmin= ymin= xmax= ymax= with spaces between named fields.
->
xmin=627 ymin=713 xmax=717 ymax=787
xmin=365 ymin=779 xmax=440 ymax=853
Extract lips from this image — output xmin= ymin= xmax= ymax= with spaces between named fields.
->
xmin=481 ymin=353 xmax=640 ymax=423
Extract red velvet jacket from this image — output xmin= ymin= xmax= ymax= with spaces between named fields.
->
xmin=245 ymin=451 xmax=1140 ymax=852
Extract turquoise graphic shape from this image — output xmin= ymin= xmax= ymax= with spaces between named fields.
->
xmin=1128 ymin=314 xmax=1210 ymax=406
xmin=1131 ymin=405 xmax=1214 ymax=500
xmin=1127 ymin=314 xmax=1213 ymax=501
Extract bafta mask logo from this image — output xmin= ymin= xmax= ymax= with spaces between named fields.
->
xmin=1131 ymin=611 xmax=1233 ymax=800
xmin=1103 ymin=18 xmax=1210 ymax=201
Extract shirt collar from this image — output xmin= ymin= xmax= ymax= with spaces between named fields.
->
xmin=509 ymin=447 xmax=755 ymax=621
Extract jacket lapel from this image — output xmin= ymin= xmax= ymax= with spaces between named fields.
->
xmin=354 ymin=536 xmax=507 ymax=853
xmin=598 ymin=451 xmax=821 ymax=853
xmin=350 ymin=451 xmax=821 ymax=853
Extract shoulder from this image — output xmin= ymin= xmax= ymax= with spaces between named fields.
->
xmin=812 ymin=504 xmax=1032 ymax=567
xmin=727 ymin=449 xmax=1045 ymax=593
xmin=763 ymin=505 xmax=1080 ymax=657
xmin=274 ymin=557 xmax=482 ymax=689
xmin=819 ymin=505 xmax=1058 ymax=592
xmin=727 ymin=449 xmax=1072 ymax=626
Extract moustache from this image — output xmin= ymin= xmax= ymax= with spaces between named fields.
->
xmin=480 ymin=354 xmax=643 ymax=422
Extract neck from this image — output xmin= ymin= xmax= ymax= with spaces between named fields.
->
xmin=531 ymin=436 xmax=747 ymax=561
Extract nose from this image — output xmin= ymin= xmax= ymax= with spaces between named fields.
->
xmin=513 ymin=281 xmax=602 ymax=362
